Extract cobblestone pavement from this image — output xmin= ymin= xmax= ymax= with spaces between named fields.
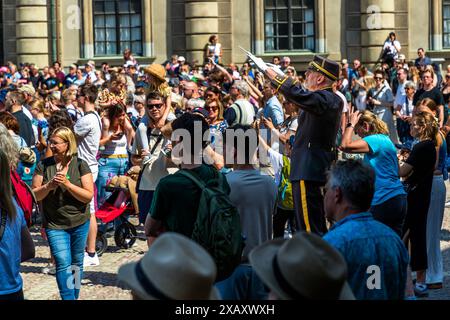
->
xmin=22 ymin=205 xmax=450 ymax=300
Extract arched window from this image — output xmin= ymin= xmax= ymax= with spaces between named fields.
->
xmin=264 ymin=0 xmax=315 ymax=52
xmin=93 ymin=0 xmax=143 ymax=56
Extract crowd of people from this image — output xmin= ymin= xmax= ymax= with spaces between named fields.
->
xmin=0 ymin=31 xmax=449 ymax=301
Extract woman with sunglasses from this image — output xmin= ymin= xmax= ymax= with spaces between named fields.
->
xmin=367 ymin=70 xmax=398 ymax=143
xmin=97 ymin=104 xmax=133 ymax=206
xmin=205 ymin=97 xmax=228 ymax=146
xmin=32 ymin=127 xmax=93 ymax=300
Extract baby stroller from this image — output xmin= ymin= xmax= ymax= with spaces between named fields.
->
xmin=95 ymin=186 xmax=138 ymax=256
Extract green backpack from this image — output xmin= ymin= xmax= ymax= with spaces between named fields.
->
xmin=178 ymin=170 xmax=245 ymax=282
xmin=278 ymin=155 xmax=294 ymax=210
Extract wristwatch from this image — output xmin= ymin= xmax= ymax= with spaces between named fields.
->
xmin=346 ymin=123 xmax=355 ymax=129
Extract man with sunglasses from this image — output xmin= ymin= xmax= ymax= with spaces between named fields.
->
xmin=131 ymin=92 xmax=176 ymax=233
xmin=264 ymin=55 xmax=343 ymax=236
xmin=413 ymin=68 xmax=445 ymax=128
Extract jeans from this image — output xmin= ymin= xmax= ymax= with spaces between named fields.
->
xmin=370 ymin=194 xmax=407 ymax=237
xmin=96 ymin=157 xmax=129 ymax=207
xmin=46 ymin=221 xmax=90 ymax=300
xmin=215 ymin=264 xmax=269 ymax=300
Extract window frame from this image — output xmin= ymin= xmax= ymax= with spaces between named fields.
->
xmin=444 ymin=0 xmax=450 ymax=49
xmin=264 ymin=0 xmax=316 ymax=53
xmin=93 ymin=0 xmax=143 ymax=57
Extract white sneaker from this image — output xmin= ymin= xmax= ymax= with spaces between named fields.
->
xmin=445 ymin=200 xmax=450 ymax=208
xmin=83 ymin=252 xmax=100 ymax=267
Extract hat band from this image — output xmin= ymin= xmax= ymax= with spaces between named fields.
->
xmin=135 ymin=262 xmax=173 ymax=300
xmin=308 ymin=61 xmax=338 ymax=81
xmin=272 ymin=255 xmax=307 ymax=300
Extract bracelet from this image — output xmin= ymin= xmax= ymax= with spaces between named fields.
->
xmin=346 ymin=123 xmax=355 ymax=129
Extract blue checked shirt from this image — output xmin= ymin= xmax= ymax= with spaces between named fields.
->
xmin=324 ymin=213 xmax=409 ymax=300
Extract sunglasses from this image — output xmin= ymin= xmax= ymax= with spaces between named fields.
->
xmin=147 ymin=103 xmax=164 ymax=110
xmin=205 ymin=106 xmax=218 ymax=111
xmin=375 ymin=77 xmax=383 ymax=80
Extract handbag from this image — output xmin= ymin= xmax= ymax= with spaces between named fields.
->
xmin=135 ymin=130 xmax=164 ymax=193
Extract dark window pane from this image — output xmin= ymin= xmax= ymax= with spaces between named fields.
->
xmin=104 ymin=1 xmax=115 ymax=13
xmin=292 ymin=9 xmax=302 ymax=21
xmin=278 ymin=23 xmax=288 ymax=35
xmin=265 ymin=0 xmax=275 ymax=7
xmin=119 ymin=1 xmax=129 ymax=13
xmin=130 ymin=0 xmax=141 ymax=13
xmin=293 ymin=37 xmax=304 ymax=50
xmin=291 ymin=0 xmax=301 ymax=7
xmin=94 ymin=1 xmax=104 ymax=13
xmin=305 ymin=0 xmax=315 ymax=9
xmin=277 ymin=9 xmax=288 ymax=22
xmin=276 ymin=0 xmax=288 ymax=8
xmin=278 ymin=37 xmax=289 ymax=50
xmin=293 ymin=23 xmax=303 ymax=35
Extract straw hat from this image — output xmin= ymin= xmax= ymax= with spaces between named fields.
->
xmin=144 ymin=64 xmax=167 ymax=82
xmin=117 ymin=232 xmax=220 ymax=300
xmin=19 ymin=84 xmax=36 ymax=96
xmin=249 ymin=232 xmax=355 ymax=300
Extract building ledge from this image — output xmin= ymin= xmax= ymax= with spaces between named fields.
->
xmin=77 ymin=56 xmax=156 ymax=68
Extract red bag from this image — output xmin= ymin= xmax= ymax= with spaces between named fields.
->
xmin=10 ymin=170 xmax=34 ymax=227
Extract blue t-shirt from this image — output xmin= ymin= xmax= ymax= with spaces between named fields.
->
xmin=0 ymin=199 xmax=27 ymax=295
xmin=363 ymin=134 xmax=406 ymax=205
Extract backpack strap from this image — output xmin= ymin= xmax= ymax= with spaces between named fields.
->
xmin=0 ymin=208 xmax=7 ymax=242
xmin=232 ymin=102 xmax=243 ymax=124
xmin=178 ymin=170 xmax=207 ymax=190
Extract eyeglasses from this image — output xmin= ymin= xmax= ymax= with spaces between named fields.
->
xmin=49 ymin=140 xmax=67 ymax=146
xmin=375 ymin=77 xmax=383 ymax=81
xmin=147 ymin=103 xmax=164 ymax=110
xmin=205 ymin=106 xmax=218 ymax=111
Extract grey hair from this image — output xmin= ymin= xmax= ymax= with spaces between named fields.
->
xmin=328 ymin=160 xmax=375 ymax=211
xmin=0 ymin=123 xmax=19 ymax=168
xmin=233 ymin=80 xmax=250 ymax=98
xmin=186 ymin=98 xmax=205 ymax=109
xmin=404 ymin=81 xmax=416 ymax=91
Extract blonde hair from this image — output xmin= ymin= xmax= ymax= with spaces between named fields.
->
xmin=356 ymin=111 xmax=389 ymax=135
xmin=363 ymin=76 xmax=376 ymax=91
xmin=30 ymin=98 xmax=49 ymax=117
xmin=51 ymin=127 xmax=78 ymax=158
xmin=413 ymin=112 xmax=439 ymax=145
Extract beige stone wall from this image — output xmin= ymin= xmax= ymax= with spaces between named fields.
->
xmin=16 ymin=0 xmax=50 ymax=67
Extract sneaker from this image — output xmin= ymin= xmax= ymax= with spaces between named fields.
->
xmin=445 ymin=200 xmax=450 ymax=208
xmin=414 ymin=283 xmax=429 ymax=297
xmin=83 ymin=252 xmax=100 ymax=267
xmin=42 ymin=264 xmax=56 ymax=275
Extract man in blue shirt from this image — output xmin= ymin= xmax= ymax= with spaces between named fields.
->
xmin=415 ymin=48 xmax=432 ymax=71
xmin=323 ymin=160 xmax=409 ymax=300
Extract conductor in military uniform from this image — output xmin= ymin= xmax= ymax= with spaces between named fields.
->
xmin=265 ymin=56 xmax=343 ymax=236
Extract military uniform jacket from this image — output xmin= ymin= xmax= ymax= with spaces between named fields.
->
xmin=275 ymin=77 xmax=343 ymax=183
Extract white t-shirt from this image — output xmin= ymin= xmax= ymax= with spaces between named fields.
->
xmin=383 ymin=40 xmax=401 ymax=59
xmin=395 ymin=82 xmax=406 ymax=108
xmin=74 ymin=111 xmax=102 ymax=169
xmin=225 ymin=169 xmax=278 ymax=260
xmin=22 ymin=105 xmax=33 ymax=121
xmin=335 ymin=90 xmax=349 ymax=113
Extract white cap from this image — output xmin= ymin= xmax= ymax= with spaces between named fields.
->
xmin=178 ymin=56 xmax=186 ymax=62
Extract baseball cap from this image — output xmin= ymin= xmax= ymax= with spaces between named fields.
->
xmin=192 ymin=107 xmax=210 ymax=119
xmin=178 ymin=56 xmax=186 ymax=62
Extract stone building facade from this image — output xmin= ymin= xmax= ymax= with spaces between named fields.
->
xmin=0 ymin=0 xmax=449 ymax=70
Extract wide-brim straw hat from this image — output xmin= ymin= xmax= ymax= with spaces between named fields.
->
xmin=249 ymin=232 xmax=355 ymax=300
xmin=144 ymin=64 xmax=167 ymax=82
xmin=118 ymin=232 xmax=220 ymax=300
